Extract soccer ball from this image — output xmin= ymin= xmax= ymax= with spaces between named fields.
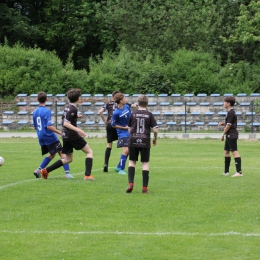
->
xmin=0 ymin=156 xmax=4 ymax=166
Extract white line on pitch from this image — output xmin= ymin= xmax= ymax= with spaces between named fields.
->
xmin=1 ymin=230 xmax=260 ymax=237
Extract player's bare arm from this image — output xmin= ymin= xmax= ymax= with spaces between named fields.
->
xmin=63 ymin=120 xmax=86 ymax=138
xmin=47 ymin=125 xmax=62 ymax=136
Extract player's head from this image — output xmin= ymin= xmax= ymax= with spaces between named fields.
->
xmin=137 ymin=94 xmax=148 ymax=107
xmin=112 ymin=90 xmax=120 ymax=97
xmin=224 ymin=96 xmax=235 ymax=107
xmin=37 ymin=92 xmax=47 ymax=104
xmin=114 ymin=93 xmax=125 ymax=104
xmin=67 ymin=88 xmax=81 ymax=103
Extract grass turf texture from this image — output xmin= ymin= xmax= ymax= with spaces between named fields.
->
xmin=0 ymin=137 xmax=260 ymax=259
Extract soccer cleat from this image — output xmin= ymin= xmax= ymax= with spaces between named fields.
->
xmin=114 ymin=166 xmax=121 ymax=172
xmin=65 ymin=173 xmax=74 ymax=179
xmin=223 ymin=172 xmax=229 ymax=176
xmin=118 ymin=170 xmax=127 ymax=175
xmin=231 ymin=172 xmax=243 ymax=177
xmin=126 ymin=183 xmax=134 ymax=193
xmin=103 ymin=164 xmax=108 ymax=172
xmin=142 ymin=187 xmax=149 ymax=194
xmin=34 ymin=168 xmax=41 ymax=178
xmin=84 ymin=175 xmax=95 ymax=181
xmin=40 ymin=168 xmax=49 ymax=179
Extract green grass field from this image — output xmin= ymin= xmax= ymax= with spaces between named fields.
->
xmin=1 ymin=137 xmax=260 ymax=260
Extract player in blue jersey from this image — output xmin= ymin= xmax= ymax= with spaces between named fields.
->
xmin=33 ymin=92 xmax=73 ymax=178
xmin=111 ymin=93 xmax=132 ymax=174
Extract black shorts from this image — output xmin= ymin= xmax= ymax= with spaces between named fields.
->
xmin=224 ymin=138 xmax=238 ymax=151
xmin=41 ymin=141 xmax=63 ymax=156
xmin=117 ymin=137 xmax=129 ymax=148
xmin=106 ymin=123 xmax=118 ymax=143
xmin=129 ymin=147 xmax=150 ymax=162
xmin=62 ymin=137 xmax=87 ymax=154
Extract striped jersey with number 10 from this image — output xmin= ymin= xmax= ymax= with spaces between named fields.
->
xmin=128 ymin=109 xmax=158 ymax=148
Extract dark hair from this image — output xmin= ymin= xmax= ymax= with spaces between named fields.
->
xmin=112 ymin=90 xmax=120 ymax=97
xmin=114 ymin=93 xmax=125 ymax=104
xmin=224 ymin=96 xmax=236 ymax=106
xmin=137 ymin=94 xmax=148 ymax=107
xmin=37 ymin=92 xmax=47 ymax=104
xmin=67 ymin=88 xmax=81 ymax=103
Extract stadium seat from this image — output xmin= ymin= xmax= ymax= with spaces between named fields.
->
xmin=107 ymin=94 xmax=112 ymax=97
xmin=46 ymin=101 xmax=53 ymax=106
xmin=236 ymin=111 xmax=242 ymax=116
xmin=30 ymin=102 xmax=39 ymax=106
xmin=213 ymin=102 xmax=223 ymax=106
xmin=146 ymin=94 xmax=155 ymax=97
xmin=152 ymin=111 xmax=161 ymax=116
xmin=81 ymin=94 xmax=91 ymax=97
xmin=210 ymin=93 xmax=220 ymax=97
xmin=16 ymin=94 xmax=27 ymax=97
xmin=84 ymin=121 xmax=95 ymax=125
xmin=199 ymin=102 xmax=210 ymax=106
xmin=76 ymin=121 xmax=82 ymax=125
xmin=17 ymin=120 xmax=29 ymax=125
xmin=158 ymin=93 xmax=168 ymax=97
xmin=84 ymin=111 xmax=95 ymax=116
xmin=246 ymin=112 xmax=255 ymax=116
xmin=223 ymin=93 xmax=233 ymax=97
xmin=132 ymin=94 xmax=140 ymax=97
xmin=17 ymin=102 xmax=27 ymax=106
xmin=218 ymin=111 xmax=227 ymax=116
xmin=3 ymin=111 xmax=15 ymax=115
xmin=204 ymin=112 xmax=214 ymax=116
xmin=30 ymin=94 xmax=37 ymax=98
xmin=250 ymin=93 xmax=260 ymax=97
xmin=250 ymin=122 xmax=260 ymax=126
xmin=94 ymin=94 xmax=104 ymax=97
xmin=166 ymin=121 xmax=177 ymax=125
xmin=184 ymin=93 xmax=194 ymax=97
xmin=17 ymin=111 xmax=28 ymax=116
xmin=190 ymin=112 xmax=201 ymax=116
xmin=57 ymin=102 xmax=66 ymax=106
xmin=177 ymin=112 xmax=186 ymax=116
xmin=164 ymin=112 xmax=174 ymax=116
xmin=197 ymin=93 xmax=207 ymax=97
xmin=47 ymin=94 xmax=53 ymax=97
xmin=148 ymin=102 xmax=157 ymax=106
xmin=208 ymin=122 xmax=218 ymax=126
xmin=237 ymin=93 xmax=247 ymax=97
xmin=57 ymin=111 xmax=64 ymax=116
xmin=173 ymin=102 xmax=183 ymax=106
xmin=56 ymin=94 xmax=65 ymax=98
xmin=240 ymin=102 xmax=250 ymax=106
xmin=98 ymin=121 xmax=105 ymax=125
xmin=180 ymin=121 xmax=191 ymax=125
xmin=186 ymin=102 xmax=196 ymax=106
xmin=194 ymin=122 xmax=205 ymax=126
xmin=94 ymin=102 xmax=105 ymax=106
xmin=82 ymin=102 xmax=91 ymax=106
xmin=157 ymin=122 xmax=163 ymax=125
xmin=237 ymin=122 xmax=246 ymax=126
xmin=171 ymin=94 xmax=181 ymax=97
xmin=2 ymin=120 xmax=13 ymax=125
xmin=160 ymin=102 xmax=170 ymax=106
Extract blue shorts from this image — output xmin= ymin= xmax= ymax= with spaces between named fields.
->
xmin=117 ymin=137 xmax=129 ymax=148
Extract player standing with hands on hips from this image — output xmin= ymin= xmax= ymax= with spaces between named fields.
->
xmin=40 ymin=88 xmax=95 ymax=180
xmin=218 ymin=96 xmax=242 ymax=177
xmin=126 ymin=94 xmax=158 ymax=193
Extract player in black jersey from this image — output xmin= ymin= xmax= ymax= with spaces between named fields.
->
xmin=126 ymin=94 xmax=158 ymax=193
xmin=40 ymin=88 xmax=95 ymax=180
xmin=218 ymin=96 xmax=242 ymax=177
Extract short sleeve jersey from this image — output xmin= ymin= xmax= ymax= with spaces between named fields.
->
xmin=103 ymin=101 xmax=117 ymax=124
xmin=33 ymin=106 xmax=58 ymax=146
xmin=111 ymin=104 xmax=131 ymax=138
xmin=62 ymin=103 xmax=79 ymax=141
xmin=128 ymin=109 xmax=158 ymax=148
xmin=225 ymin=108 xmax=238 ymax=139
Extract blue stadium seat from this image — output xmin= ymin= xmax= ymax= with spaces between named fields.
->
xmin=160 ymin=102 xmax=170 ymax=106
xmin=2 ymin=120 xmax=13 ymax=125
xmin=171 ymin=94 xmax=181 ymax=97
xmin=30 ymin=102 xmax=39 ymax=106
xmin=236 ymin=111 xmax=242 ymax=116
xmin=218 ymin=111 xmax=227 ymax=116
xmin=208 ymin=122 xmax=218 ymax=126
xmin=180 ymin=121 xmax=191 ymax=125
xmin=94 ymin=102 xmax=105 ymax=106
xmin=213 ymin=102 xmax=223 ymax=106
xmin=158 ymin=93 xmax=168 ymax=97
xmin=184 ymin=93 xmax=194 ymax=97
xmin=146 ymin=94 xmax=155 ymax=97
xmin=82 ymin=102 xmax=91 ymax=106
xmin=190 ymin=112 xmax=201 ymax=116
xmin=204 ymin=111 xmax=214 ymax=116
xmin=98 ymin=121 xmax=105 ymax=125
xmin=57 ymin=102 xmax=66 ymax=106
xmin=85 ymin=121 xmax=95 ymax=125
xmin=237 ymin=93 xmax=247 ymax=97
xmin=199 ymin=102 xmax=210 ymax=106
xmin=132 ymin=94 xmax=140 ymax=97
xmin=197 ymin=93 xmax=207 ymax=97
xmin=84 ymin=111 xmax=95 ymax=115
xmin=223 ymin=93 xmax=233 ymax=97
xmin=186 ymin=102 xmax=196 ymax=106
xmin=240 ymin=102 xmax=250 ymax=106
xmin=17 ymin=111 xmax=28 ymax=115
xmin=17 ymin=120 xmax=29 ymax=125
xmin=250 ymin=122 xmax=260 ymax=126
xmin=17 ymin=102 xmax=27 ymax=106
xmin=148 ymin=102 xmax=157 ymax=106
xmin=46 ymin=102 xmax=52 ymax=106
xmin=76 ymin=121 xmax=82 ymax=125
xmin=164 ymin=112 xmax=174 ymax=116
xmin=57 ymin=111 xmax=64 ymax=116
xmin=210 ymin=93 xmax=220 ymax=97
xmin=152 ymin=111 xmax=161 ymax=116
xmin=194 ymin=122 xmax=205 ymax=126
xmin=16 ymin=94 xmax=27 ymax=97
xmin=177 ymin=112 xmax=186 ymax=116
xmin=246 ymin=112 xmax=255 ymax=116
xmin=47 ymin=94 xmax=53 ymax=97
xmin=237 ymin=122 xmax=246 ymax=126
xmin=3 ymin=111 xmax=15 ymax=115
xmin=173 ymin=102 xmax=183 ymax=106
xmin=56 ymin=94 xmax=66 ymax=98
xmin=250 ymin=93 xmax=260 ymax=97
xmin=94 ymin=94 xmax=104 ymax=97
xmin=166 ymin=121 xmax=177 ymax=126
xmin=107 ymin=94 xmax=112 ymax=97
xmin=81 ymin=94 xmax=91 ymax=98
xmin=30 ymin=94 xmax=37 ymax=98
xmin=157 ymin=122 xmax=163 ymax=125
